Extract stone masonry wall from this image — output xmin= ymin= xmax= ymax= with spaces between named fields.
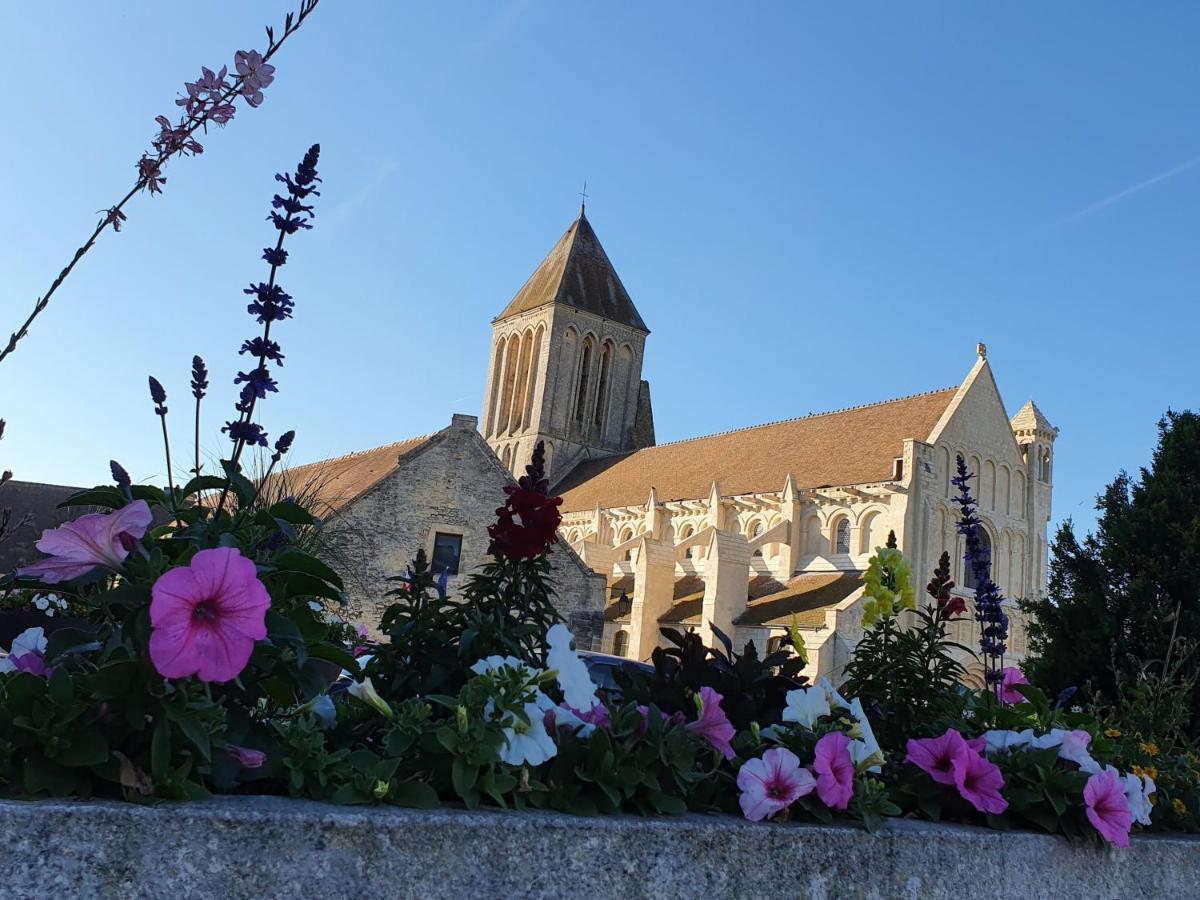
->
xmin=320 ymin=419 xmax=605 ymax=649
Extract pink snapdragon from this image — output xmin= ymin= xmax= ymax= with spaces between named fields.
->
xmin=16 ymin=500 xmax=151 ymax=583
xmin=1084 ymin=769 xmax=1132 ymax=847
xmin=737 ymin=748 xmax=816 ymax=821
xmin=686 ymin=686 xmax=737 ymax=760
xmin=950 ymin=748 xmax=1009 ymax=815
xmin=813 ymin=731 xmax=855 ymax=810
xmin=906 ymin=729 xmax=971 ymax=786
xmin=148 ymin=547 xmax=271 ymax=683
xmin=998 ymin=667 xmax=1030 ymax=705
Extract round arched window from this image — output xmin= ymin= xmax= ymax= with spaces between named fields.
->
xmin=612 ymin=630 xmax=629 ymax=658
xmin=833 ymin=518 xmax=851 ymax=555
xmin=965 ymin=528 xmax=993 ymax=590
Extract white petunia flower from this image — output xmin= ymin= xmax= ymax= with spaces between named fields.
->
xmin=347 ymin=676 xmax=393 ymax=719
xmin=545 ymin=624 xmax=599 ymax=713
xmin=983 ymin=729 xmax=1035 ymax=755
xmin=498 ymin=702 xmax=557 ymax=766
xmin=471 ymin=655 xmax=528 ymax=677
xmin=781 ymin=686 xmax=830 ymax=729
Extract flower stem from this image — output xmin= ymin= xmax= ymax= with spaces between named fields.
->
xmin=0 ymin=0 xmax=321 ymax=367
xmin=159 ymin=414 xmax=179 ymax=518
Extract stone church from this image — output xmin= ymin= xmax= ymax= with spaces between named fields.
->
xmin=473 ymin=205 xmax=1057 ymax=685
xmin=0 ymin=206 xmax=1055 ymax=684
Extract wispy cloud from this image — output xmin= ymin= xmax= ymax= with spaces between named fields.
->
xmin=330 ymin=160 xmax=399 ymax=223
xmin=978 ymin=153 xmax=1200 ymax=259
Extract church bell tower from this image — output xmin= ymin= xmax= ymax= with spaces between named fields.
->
xmin=482 ymin=206 xmax=654 ymax=480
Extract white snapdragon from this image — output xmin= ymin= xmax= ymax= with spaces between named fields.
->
xmin=346 ymin=677 xmax=393 ymax=719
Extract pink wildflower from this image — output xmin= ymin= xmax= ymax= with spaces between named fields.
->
xmin=235 ymin=50 xmax=275 ymax=107
xmin=149 ymin=547 xmax=271 ymax=683
xmin=17 ymin=500 xmax=151 ymax=584
xmin=998 ymin=667 xmax=1030 ymax=705
xmin=1084 ymin=769 xmax=1132 ymax=847
xmin=685 ymin=686 xmax=737 ymax=760
xmin=225 ymin=745 xmax=267 ymax=769
xmin=906 ymin=728 xmax=971 ymax=786
xmin=813 ymin=731 xmax=855 ymax=810
xmin=951 ymin=748 xmax=1009 ymax=815
xmin=737 ymin=748 xmax=816 ymax=821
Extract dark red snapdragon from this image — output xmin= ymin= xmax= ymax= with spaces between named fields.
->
xmin=487 ymin=442 xmax=563 ymax=561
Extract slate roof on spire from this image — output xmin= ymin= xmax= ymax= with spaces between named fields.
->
xmin=1010 ymin=400 xmax=1057 ymax=435
xmin=494 ymin=211 xmax=649 ymax=332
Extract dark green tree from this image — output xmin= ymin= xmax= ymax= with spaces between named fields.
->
xmin=1021 ymin=411 xmax=1200 ymax=735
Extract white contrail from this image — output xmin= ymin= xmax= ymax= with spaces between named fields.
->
xmin=1048 ymin=154 xmax=1200 ymax=230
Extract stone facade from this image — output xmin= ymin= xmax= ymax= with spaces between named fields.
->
xmin=288 ymin=414 xmax=606 ymax=648
xmin=555 ymin=346 xmax=1056 ymax=685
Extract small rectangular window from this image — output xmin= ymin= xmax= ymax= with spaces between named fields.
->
xmin=431 ymin=532 xmax=463 ymax=576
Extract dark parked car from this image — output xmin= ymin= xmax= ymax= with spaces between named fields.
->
xmin=580 ymin=650 xmax=653 ymax=699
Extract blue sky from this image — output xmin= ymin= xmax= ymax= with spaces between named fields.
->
xmin=1 ymin=1 xmax=1197 ymax=540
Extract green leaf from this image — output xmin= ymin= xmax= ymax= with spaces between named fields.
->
xmin=272 ymin=550 xmax=345 ymax=591
xmin=44 ymin=628 xmax=102 ymax=664
xmin=57 ymin=732 xmax=109 ymax=767
xmin=308 ymin=642 xmax=359 ymax=674
xmin=392 ymin=781 xmax=440 ymax=809
xmin=180 ymin=475 xmax=229 ymax=497
xmin=58 ymin=486 xmax=128 ymax=509
xmin=151 ymin=716 xmax=171 ymax=780
xmin=220 ymin=460 xmax=259 ymax=507
xmin=172 ymin=715 xmax=212 ymax=762
xmin=267 ymin=502 xmax=317 ymax=525
xmin=130 ymin=485 xmax=169 ymax=506
xmin=452 ymin=759 xmax=479 ymax=800
xmin=331 ymin=784 xmax=369 ymax=805
xmin=47 ymin=669 xmax=74 ymax=705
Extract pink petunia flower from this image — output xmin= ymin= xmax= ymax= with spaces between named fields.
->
xmin=965 ymin=735 xmax=987 ymax=756
xmin=225 ymin=745 xmax=267 ymax=769
xmin=813 ymin=731 xmax=855 ymax=810
xmin=0 ymin=627 xmax=49 ymax=677
xmin=149 ymin=547 xmax=271 ymax=683
xmin=951 ymin=747 xmax=1009 ymax=815
xmin=17 ymin=500 xmax=152 ymax=584
xmin=685 ymin=686 xmax=737 ymax=760
xmin=737 ymin=747 xmax=816 ymax=821
xmin=906 ymin=729 xmax=971 ymax=786
xmin=1084 ymin=769 xmax=1132 ymax=847
xmin=998 ymin=667 xmax=1030 ymax=705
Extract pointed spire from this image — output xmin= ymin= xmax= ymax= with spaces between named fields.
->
xmin=493 ymin=212 xmax=648 ymax=332
xmin=1010 ymin=400 xmax=1057 ymax=439
xmin=782 ymin=472 xmax=797 ymax=505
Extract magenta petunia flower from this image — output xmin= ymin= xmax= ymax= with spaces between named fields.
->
xmin=906 ymin=728 xmax=971 ymax=786
xmin=1084 ymin=769 xmax=1132 ymax=847
xmin=737 ymin=747 xmax=816 ymax=821
xmin=813 ymin=731 xmax=855 ymax=810
xmin=685 ymin=686 xmax=737 ymax=760
xmin=998 ymin=667 xmax=1030 ymax=705
xmin=225 ymin=745 xmax=267 ymax=769
xmin=17 ymin=500 xmax=152 ymax=584
xmin=951 ymin=747 xmax=1009 ymax=815
xmin=149 ymin=547 xmax=271 ymax=683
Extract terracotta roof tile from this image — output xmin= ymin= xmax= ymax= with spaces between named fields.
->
xmin=280 ymin=436 xmax=434 ymax=515
xmin=557 ymin=388 xmax=957 ymax=512
xmin=494 ymin=212 xmax=648 ymax=332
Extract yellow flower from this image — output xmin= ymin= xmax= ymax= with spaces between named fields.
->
xmin=1140 ymin=741 xmax=1160 ymax=758
xmin=1133 ymin=765 xmax=1158 ymax=781
xmin=1104 ymin=728 xmax=1122 ymax=738
xmin=1173 ymin=798 xmax=1188 ymax=816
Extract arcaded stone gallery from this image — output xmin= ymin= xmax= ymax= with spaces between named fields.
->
xmin=287 ymin=206 xmax=1056 ymax=685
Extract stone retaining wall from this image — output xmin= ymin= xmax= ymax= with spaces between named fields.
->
xmin=1 ymin=797 xmax=1198 ymax=899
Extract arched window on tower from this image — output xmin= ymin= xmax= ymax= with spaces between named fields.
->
xmin=574 ymin=337 xmax=594 ymax=425
xmin=965 ymin=528 xmax=993 ymax=591
xmin=750 ymin=520 xmax=764 ymax=557
xmin=594 ymin=341 xmax=614 ymax=432
xmin=680 ymin=524 xmax=695 ymax=559
xmin=1038 ymin=450 xmax=1051 ymax=483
